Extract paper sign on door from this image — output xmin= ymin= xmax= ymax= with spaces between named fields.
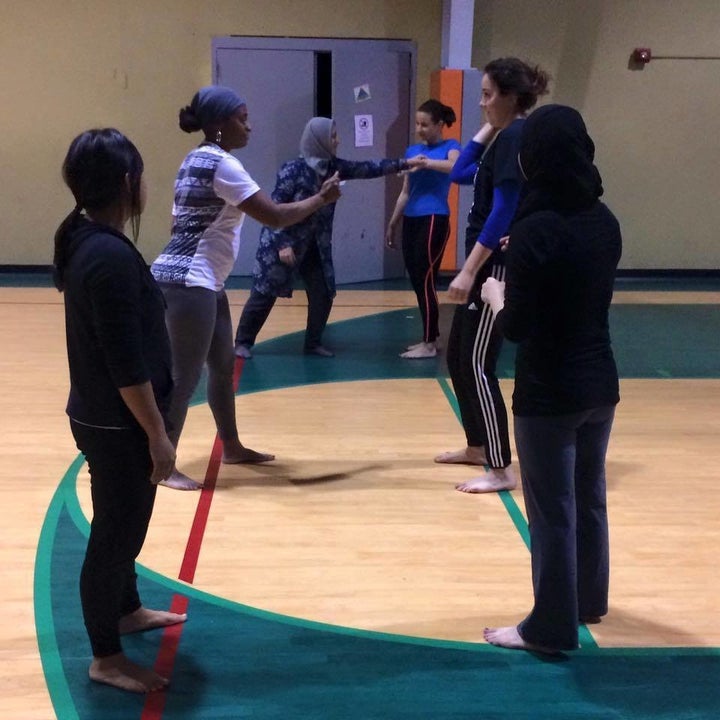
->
xmin=354 ymin=114 xmax=373 ymax=148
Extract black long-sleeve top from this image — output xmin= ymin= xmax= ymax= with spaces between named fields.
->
xmin=62 ymin=218 xmax=173 ymax=429
xmin=497 ymin=203 xmax=621 ymax=416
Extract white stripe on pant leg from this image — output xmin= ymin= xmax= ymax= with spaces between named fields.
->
xmin=471 ymin=265 xmax=506 ymax=467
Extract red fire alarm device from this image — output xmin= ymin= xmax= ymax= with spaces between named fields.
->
xmin=631 ymin=48 xmax=652 ymax=64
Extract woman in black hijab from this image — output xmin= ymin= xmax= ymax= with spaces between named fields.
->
xmin=480 ymin=105 xmax=622 ymax=653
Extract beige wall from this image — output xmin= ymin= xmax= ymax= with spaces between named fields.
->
xmin=473 ymin=0 xmax=720 ymax=270
xmin=0 ymin=0 xmax=441 ymax=265
xmin=3 ymin=1 xmax=718 ymax=269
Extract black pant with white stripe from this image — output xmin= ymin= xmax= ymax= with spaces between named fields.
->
xmin=446 ymin=262 xmax=512 ymax=469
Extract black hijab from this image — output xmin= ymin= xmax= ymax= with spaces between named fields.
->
xmin=515 ymin=104 xmax=603 ymax=220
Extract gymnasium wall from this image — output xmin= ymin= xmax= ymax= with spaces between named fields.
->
xmin=0 ymin=0 xmax=441 ymax=266
xmin=472 ymin=0 xmax=720 ymax=270
xmin=2 ymin=1 xmax=717 ymax=270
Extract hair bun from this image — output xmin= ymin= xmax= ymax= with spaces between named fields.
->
xmin=178 ymin=106 xmax=202 ymax=133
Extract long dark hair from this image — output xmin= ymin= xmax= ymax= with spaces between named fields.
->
xmin=417 ymin=99 xmax=457 ymax=128
xmin=484 ymin=58 xmax=550 ymax=113
xmin=53 ymin=128 xmax=144 ymax=291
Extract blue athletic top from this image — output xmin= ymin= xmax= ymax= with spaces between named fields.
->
xmin=404 ymin=138 xmax=461 ymax=217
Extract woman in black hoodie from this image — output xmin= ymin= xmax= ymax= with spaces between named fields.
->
xmin=53 ymin=129 xmax=186 ymax=692
xmin=480 ymin=105 xmax=622 ymax=653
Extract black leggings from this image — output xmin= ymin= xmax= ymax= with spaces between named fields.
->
xmin=401 ymin=214 xmax=450 ymax=343
xmin=235 ymin=241 xmax=334 ymax=350
xmin=71 ymin=420 xmax=156 ymax=657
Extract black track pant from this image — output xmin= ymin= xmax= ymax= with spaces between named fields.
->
xmin=445 ymin=262 xmax=511 ymax=469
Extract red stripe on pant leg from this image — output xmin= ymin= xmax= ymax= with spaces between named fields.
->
xmin=422 ymin=216 xmax=436 ymax=341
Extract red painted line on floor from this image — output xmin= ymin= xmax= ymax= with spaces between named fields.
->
xmin=141 ymin=358 xmax=246 ymax=719
xmin=178 ymin=435 xmax=223 ymax=583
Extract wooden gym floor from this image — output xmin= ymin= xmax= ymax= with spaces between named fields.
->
xmin=2 ymin=278 xmax=719 ymax=719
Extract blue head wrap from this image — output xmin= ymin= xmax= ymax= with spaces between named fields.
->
xmin=191 ymin=86 xmax=246 ymax=128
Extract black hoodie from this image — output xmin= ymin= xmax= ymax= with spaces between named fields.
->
xmin=62 ymin=218 xmax=173 ymax=428
xmin=496 ymin=105 xmax=622 ymax=416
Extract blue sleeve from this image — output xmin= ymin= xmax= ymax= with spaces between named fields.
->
xmin=450 ymin=140 xmax=484 ymax=185
xmin=475 ymin=180 xmax=521 ymax=250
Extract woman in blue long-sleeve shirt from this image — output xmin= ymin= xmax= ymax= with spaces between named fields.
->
xmin=441 ymin=58 xmax=549 ymax=494
xmin=385 ymin=99 xmax=461 ymax=358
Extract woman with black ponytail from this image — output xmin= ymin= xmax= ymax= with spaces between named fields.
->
xmin=54 ymin=128 xmax=185 ymax=693
xmin=385 ymin=99 xmax=461 ymax=358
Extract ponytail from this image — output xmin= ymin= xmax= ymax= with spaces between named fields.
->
xmin=53 ymin=128 xmax=144 ymax=291
xmin=52 ymin=205 xmax=83 ymax=292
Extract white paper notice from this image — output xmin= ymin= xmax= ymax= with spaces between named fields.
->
xmin=354 ymin=114 xmax=373 ymax=148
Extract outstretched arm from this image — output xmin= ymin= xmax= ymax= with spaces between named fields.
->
xmin=239 ymin=173 xmax=341 ymax=229
xmin=411 ymin=148 xmax=460 ymax=174
xmin=334 ymin=157 xmax=409 ymax=180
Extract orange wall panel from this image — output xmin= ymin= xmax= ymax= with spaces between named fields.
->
xmin=430 ymin=69 xmax=464 ymax=271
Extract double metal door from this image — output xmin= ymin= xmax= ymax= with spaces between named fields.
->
xmin=213 ymin=36 xmax=416 ymax=282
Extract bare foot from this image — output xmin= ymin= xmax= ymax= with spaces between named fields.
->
xmin=159 ymin=469 xmax=203 ymax=491
xmin=119 ymin=607 xmax=187 ymax=635
xmin=455 ymin=467 xmax=517 ymax=493
xmin=406 ymin=339 xmax=442 ymax=351
xmin=400 ymin=342 xmax=437 ymax=359
xmin=223 ymin=444 xmax=275 ymax=465
xmin=434 ymin=446 xmax=488 ymax=466
xmin=89 ymin=653 xmax=169 ymax=693
xmin=483 ymin=626 xmax=559 ymax=655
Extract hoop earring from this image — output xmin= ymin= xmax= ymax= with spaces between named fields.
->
xmin=215 ymin=129 xmax=222 ymax=144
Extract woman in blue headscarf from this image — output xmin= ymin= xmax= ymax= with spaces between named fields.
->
xmin=234 ymin=116 xmax=415 ymax=358
xmin=152 ymin=87 xmax=341 ymax=490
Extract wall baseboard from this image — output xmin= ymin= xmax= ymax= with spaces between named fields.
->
xmin=0 ymin=265 xmax=53 ymax=274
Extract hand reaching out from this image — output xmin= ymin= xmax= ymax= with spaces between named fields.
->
xmin=319 ymin=171 xmax=342 ymax=203
xmin=405 ymin=155 xmax=428 ymax=172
